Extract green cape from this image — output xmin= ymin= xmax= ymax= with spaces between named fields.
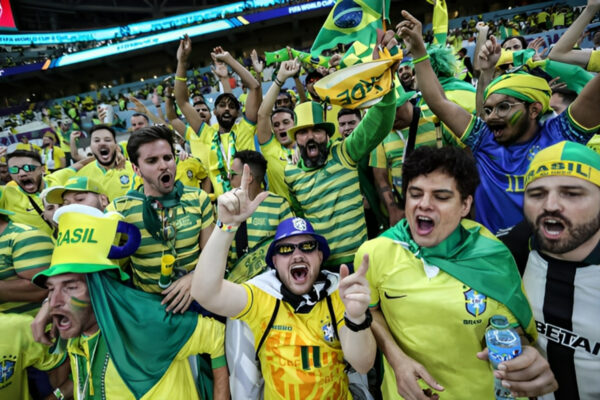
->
xmin=381 ymin=219 xmax=537 ymax=340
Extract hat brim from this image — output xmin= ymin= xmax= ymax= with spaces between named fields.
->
xmin=33 ymin=262 xmax=130 ymax=288
xmin=266 ymin=233 xmax=330 ymax=268
xmin=45 ymin=186 xmax=68 ymax=205
xmin=287 ymin=122 xmax=335 ymax=142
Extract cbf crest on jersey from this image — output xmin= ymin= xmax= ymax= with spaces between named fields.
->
xmin=120 ymin=175 xmax=130 ymax=185
xmin=322 ymin=320 xmax=336 ymax=343
xmin=464 ymin=288 xmax=487 ymax=317
xmin=0 ymin=355 xmax=16 ymax=388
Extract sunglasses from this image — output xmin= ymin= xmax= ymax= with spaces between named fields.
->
xmin=8 ymin=164 xmax=40 ymax=174
xmin=274 ymin=240 xmax=318 ymax=256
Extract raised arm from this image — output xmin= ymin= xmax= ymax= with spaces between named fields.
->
xmin=212 ymin=46 xmax=262 ymax=123
xmin=190 ymin=165 xmax=269 ymax=317
xmin=476 ymin=36 xmax=502 ymax=118
xmin=256 ymin=59 xmax=300 ymax=145
xmin=163 ymin=86 xmax=187 ymax=137
xmin=548 ymin=0 xmax=600 ymax=68
xmin=128 ymin=96 xmax=167 ymax=126
xmin=472 ymin=21 xmax=490 ymax=77
xmin=570 ymin=72 xmax=600 ymax=129
xmin=174 ymin=35 xmax=204 ymax=134
xmin=397 ymin=10 xmax=471 ymax=136
xmin=337 ymin=255 xmax=376 ymax=374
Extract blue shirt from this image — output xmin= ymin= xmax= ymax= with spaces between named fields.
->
xmin=451 ymin=108 xmax=597 ymax=234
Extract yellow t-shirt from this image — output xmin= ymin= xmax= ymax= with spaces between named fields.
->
xmin=587 ymin=50 xmax=600 ymax=73
xmin=41 ymin=146 xmax=65 ymax=172
xmin=67 ymin=316 xmax=225 ymax=399
xmin=58 ymin=161 xmax=136 ymax=202
xmin=176 ymin=157 xmax=208 ymax=188
xmin=235 ymin=284 xmax=351 ymax=400
xmin=0 ymin=184 xmax=53 ymax=235
xmin=189 ymin=118 xmax=257 ymax=196
xmin=259 ymin=135 xmax=293 ymax=201
xmin=357 ymin=237 xmax=518 ymax=400
xmin=0 ymin=314 xmax=65 ymax=400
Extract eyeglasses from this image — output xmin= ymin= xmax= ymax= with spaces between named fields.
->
xmin=274 ymin=240 xmax=318 ymax=256
xmin=8 ymin=164 xmax=40 ymax=174
xmin=482 ymin=101 xmax=525 ymax=118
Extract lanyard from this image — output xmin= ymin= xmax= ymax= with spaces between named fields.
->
xmin=75 ymin=334 xmax=101 ymax=400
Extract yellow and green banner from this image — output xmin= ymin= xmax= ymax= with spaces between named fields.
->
xmin=428 ymin=0 xmax=448 ymax=45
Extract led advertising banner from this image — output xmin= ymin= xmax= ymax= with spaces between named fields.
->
xmin=0 ymin=0 xmax=17 ymax=31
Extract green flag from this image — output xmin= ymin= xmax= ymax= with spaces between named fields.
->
xmin=311 ymin=0 xmax=390 ymax=57
xmin=381 ymin=219 xmax=537 ymax=341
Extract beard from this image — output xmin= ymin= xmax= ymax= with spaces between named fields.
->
xmin=216 ymin=113 xmax=235 ymax=132
xmin=528 ymin=210 xmax=600 ymax=254
xmin=94 ymin=148 xmax=116 ymax=167
xmin=299 ymin=140 xmax=329 ymax=168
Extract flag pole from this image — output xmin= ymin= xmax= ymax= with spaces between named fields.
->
xmin=382 ymin=0 xmax=387 ymax=31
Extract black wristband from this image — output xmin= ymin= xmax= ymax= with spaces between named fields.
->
xmin=344 ymin=309 xmax=372 ymax=332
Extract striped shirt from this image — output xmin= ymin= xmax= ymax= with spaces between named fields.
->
xmin=370 ymin=106 xmax=441 ymax=194
xmin=228 ymin=192 xmax=293 ymax=270
xmin=285 ymin=91 xmax=396 ymax=267
xmin=106 ymin=187 xmax=214 ymax=293
xmin=0 ymin=221 xmax=53 ymax=315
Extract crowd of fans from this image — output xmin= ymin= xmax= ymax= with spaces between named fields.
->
xmin=1 ymin=0 xmax=600 ymax=399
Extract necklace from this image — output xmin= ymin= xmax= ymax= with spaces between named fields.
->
xmin=76 ymin=332 xmax=101 ymax=400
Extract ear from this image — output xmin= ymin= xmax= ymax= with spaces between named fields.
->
xmin=99 ymin=194 xmax=109 ymax=210
xmin=460 ymin=195 xmax=473 ymax=218
xmin=131 ymin=162 xmax=141 ymax=176
xmin=528 ymin=102 xmax=543 ymax=120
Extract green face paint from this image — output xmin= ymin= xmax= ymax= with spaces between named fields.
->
xmin=509 ymin=110 xmax=523 ymax=126
xmin=70 ymin=296 xmax=91 ymax=309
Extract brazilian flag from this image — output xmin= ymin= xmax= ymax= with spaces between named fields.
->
xmin=428 ymin=0 xmax=448 ymax=45
xmin=311 ymin=0 xmax=390 ymax=57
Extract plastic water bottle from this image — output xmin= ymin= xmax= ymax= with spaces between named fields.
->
xmin=485 ymin=315 xmax=522 ymax=400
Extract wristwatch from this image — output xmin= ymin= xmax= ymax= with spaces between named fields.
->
xmin=344 ymin=309 xmax=372 ymax=332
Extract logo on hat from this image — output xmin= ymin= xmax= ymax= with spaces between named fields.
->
xmin=293 ymin=218 xmax=307 ymax=232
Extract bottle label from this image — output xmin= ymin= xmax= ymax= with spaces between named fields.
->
xmin=486 ymin=329 xmax=522 ymax=367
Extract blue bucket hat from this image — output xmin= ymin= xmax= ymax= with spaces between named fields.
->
xmin=266 ymin=217 xmax=330 ymax=267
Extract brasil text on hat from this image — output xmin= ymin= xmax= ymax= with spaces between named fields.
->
xmin=33 ymin=204 xmax=141 ymax=287
xmin=45 ymin=176 xmax=104 ymax=205
xmin=287 ymin=102 xmax=336 ymax=142
xmin=524 ymin=141 xmax=600 ymax=188
xmin=266 ymin=217 xmax=330 ymax=268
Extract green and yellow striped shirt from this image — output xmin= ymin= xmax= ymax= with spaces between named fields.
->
xmin=369 ymin=107 xmax=441 ymax=194
xmin=285 ymin=90 xmax=396 ymax=267
xmin=107 ymin=187 xmax=214 ymax=293
xmin=0 ymin=221 xmax=53 ymax=315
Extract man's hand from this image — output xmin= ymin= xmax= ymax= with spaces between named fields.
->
xmin=177 ymin=34 xmax=192 ymax=64
xmin=31 ymin=300 xmax=54 ymax=345
xmin=396 ymin=11 xmax=427 ymax=57
xmin=476 ymin=345 xmax=558 ymax=397
xmin=339 ymin=254 xmax=370 ymax=322
xmin=372 ymin=28 xmax=399 ymax=61
xmin=114 ymin=151 xmax=126 ymax=170
xmin=277 ymin=58 xmax=301 ymax=82
xmin=128 ymin=96 xmax=149 ymax=115
xmin=475 ymin=21 xmax=489 ymax=34
xmin=152 ymin=89 xmax=161 ymax=108
xmin=390 ymin=353 xmax=444 ymax=400
xmin=250 ymin=49 xmax=264 ymax=75
xmin=478 ymin=35 xmax=502 ymax=72
xmin=161 ymin=273 xmax=194 ymax=313
xmin=329 ymin=53 xmax=342 ymax=68
xmin=97 ymin=106 xmax=108 ymax=124
xmin=527 ymin=37 xmax=546 ymax=61
xmin=217 ymin=164 xmax=269 ymax=226
xmin=71 ymin=156 xmax=95 ymax=171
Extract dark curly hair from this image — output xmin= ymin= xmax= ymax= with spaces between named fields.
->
xmin=402 ymin=146 xmax=480 ymax=200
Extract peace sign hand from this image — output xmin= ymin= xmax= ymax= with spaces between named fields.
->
xmin=339 ymin=254 xmax=371 ymax=322
xmin=217 ymin=164 xmax=269 ymax=225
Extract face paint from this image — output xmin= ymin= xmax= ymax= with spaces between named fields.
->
xmin=509 ymin=110 xmax=524 ymax=126
xmin=70 ymin=296 xmax=91 ymax=309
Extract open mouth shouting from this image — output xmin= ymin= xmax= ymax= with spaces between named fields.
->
xmin=96 ymin=147 xmax=113 ymax=164
xmin=487 ymin=121 xmax=508 ymax=140
xmin=305 ymin=140 xmax=320 ymax=158
xmin=415 ymin=215 xmax=435 ymax=236
xmin=19 ymin=177 xmax=38 ymax=193
xmin=290 ymin=263 xmax=309 ymax=285
xmin=537 ymin=215 xmax=568 ymax=240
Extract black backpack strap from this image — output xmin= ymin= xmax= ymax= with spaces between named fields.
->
xmin=234 ymin=221 xmax=249 ymax=259
xmin=326 ymin=295 xmax=339 ymax=340
xmin=255 ymin=299 xmax=281 ymax=362
xmin=404 ymin=105 xmax=421 ymax=157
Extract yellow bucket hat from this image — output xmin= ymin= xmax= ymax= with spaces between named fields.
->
xmin=287 ymin=101 xmax=336 ymax=142
xmin=33 ymin=205 xmax=141 ymax=287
